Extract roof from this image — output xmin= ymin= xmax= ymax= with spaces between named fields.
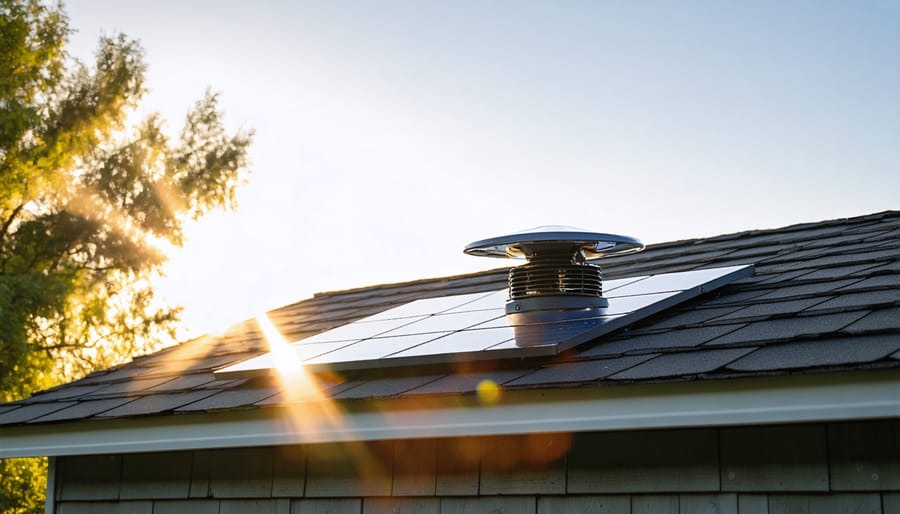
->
xmin=1 ymin=211 xmax=898 ymax=457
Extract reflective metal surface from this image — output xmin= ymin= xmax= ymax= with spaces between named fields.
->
xmin=464 ymin=226 xmax=645 ymax=260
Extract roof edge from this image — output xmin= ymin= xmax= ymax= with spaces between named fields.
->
xmin=302 ymin=210 xmax=900 ymax=300
xmin=2 ymin=368 xmax=898 ymax=458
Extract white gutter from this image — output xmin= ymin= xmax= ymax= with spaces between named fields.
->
xmin=1 ymin=369 xmax=898 ymax=458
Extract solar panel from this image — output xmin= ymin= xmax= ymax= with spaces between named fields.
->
xmin=216 ymin=264 xmax=753 ymax=377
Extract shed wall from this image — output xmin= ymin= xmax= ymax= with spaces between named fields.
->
xmin=52 ymin=420 xmax=900 ymax=514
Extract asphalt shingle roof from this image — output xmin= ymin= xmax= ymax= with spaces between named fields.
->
xmin=1 ymin=211 xmax=898 ymax=426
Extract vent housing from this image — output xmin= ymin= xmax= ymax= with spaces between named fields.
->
xmin=465 ymin=226 xmax=644 ymax=346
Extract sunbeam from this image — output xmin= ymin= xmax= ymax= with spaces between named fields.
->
xmin=253 ymin=313 xmax=350 ymax=439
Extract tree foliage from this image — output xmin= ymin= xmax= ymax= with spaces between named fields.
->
xmin=0 ymin=1 xmax=253 ymax=511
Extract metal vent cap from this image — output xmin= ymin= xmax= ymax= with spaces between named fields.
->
xmin=464 ymin=225 xmax=644 ymax=260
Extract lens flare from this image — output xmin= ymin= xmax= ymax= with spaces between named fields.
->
xmin=253 ymin=313 xmax=349 ymax=439
xmin=476 ymin=378 xmax=501 ymax=404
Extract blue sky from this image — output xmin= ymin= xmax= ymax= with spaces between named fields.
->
xmin=65 ymin=1 xmax=899 ymax=335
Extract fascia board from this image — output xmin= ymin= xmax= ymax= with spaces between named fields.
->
xmin=1 ymin=368 xmax=898 ymax=458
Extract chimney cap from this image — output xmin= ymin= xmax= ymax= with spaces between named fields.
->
xmin=464 ymin=225 xmax=644 ymax=260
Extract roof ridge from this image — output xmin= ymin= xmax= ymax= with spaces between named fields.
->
xmin=300 ymin=210 xmax=899 ymax=300
xmin=647 ymin=210 xmax=900 ymax=250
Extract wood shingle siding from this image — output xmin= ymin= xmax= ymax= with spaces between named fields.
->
xmin=720 ymin=425 xmax=829 ymax=492
xmin=568 ymin=429 xmax=719 ymax=493
xmin=51 ymin=421 xmax=900 ymax=513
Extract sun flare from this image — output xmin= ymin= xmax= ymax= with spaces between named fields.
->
xmin=254 ymin=313 xmax=307 ymax=388
xmin=253 ymin=313 xmax=351 ymax=438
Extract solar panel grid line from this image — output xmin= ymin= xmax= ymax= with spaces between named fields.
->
xmin=361 ymin=290 xmax=499 ymax=321
xmin=303 ymin=332 xmax=449 ymax=365
xmin=384 ymin=326 xmax=517 ymax=359
xmin=296 ymin=315 xmax=430 ymax=344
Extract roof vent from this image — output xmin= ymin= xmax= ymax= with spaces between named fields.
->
xmin=465 ymin=226 xmax=644 ymax=346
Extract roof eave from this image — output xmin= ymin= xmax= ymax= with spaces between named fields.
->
xmin=1 ymin=368 xmax=898 ymax=458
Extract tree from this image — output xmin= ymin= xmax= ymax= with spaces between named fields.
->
xmin=0 ymin=1 xmax=253 ymax=511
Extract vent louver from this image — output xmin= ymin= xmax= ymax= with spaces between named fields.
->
xmin=465 ymin=226 xmax=644 ymax=346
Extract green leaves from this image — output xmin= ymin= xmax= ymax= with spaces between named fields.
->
xmin=0 ymin=6 xmax=252 ymax=508
xmin=0 ymin=0 xmax=252 ymax=408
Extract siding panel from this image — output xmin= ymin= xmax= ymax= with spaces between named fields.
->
xmin=152 ymin=499 xmax=220 ymax=514
xmin=631 ymin=495 xmax=678 ymax=514
xmin=209 ymin=447 xmax=275 ymax=498
xmin=189 ymin=450 xmax=211 ymax=498
xmin=829 ymin=420 xmax=900 ymax=491
xmin=435 ymin=438 xmax=480 ymax=496
xmin=481 ymin=434 xmax=568 ymax=495
xmin=679 ymin=494 xmax=737 ymax=514
xmin=119 ymin=451 xmax=192 ymax=499
xmin=568 ymin=429 xmax=719 ymax=493
xmin=768 ymin=493 xmax=882 ymax=514
xmin=57 ymin=501 xmax=152 ymax=514
xmin=292 ymin=498 xmax=362 ymax=514
xmin=218 ymin=498 xmax=290 ymax=514
xmin=364 ymin=497 xmax=440 ymax=514
xmin=273 ymin=446 xmax=306 ymax=497
xmin=721 ymin=425 xmax=828 ymax=492
xmin=737 ymin=494 xmax=768 ymax=514
xmin=537 ymin=495 xmax=631 ymax=514
xmin=393 ymin=438 xmax=437 ymax=496
xmin=441 ymin=496 xmax=537 ymax=514
xmin=306 ymin=441 xmax=394 ymax=497
xmin=884 ymin=493 xmax=900 ymax=514
xmin=58 ymin=455 xmax=122 ymax=501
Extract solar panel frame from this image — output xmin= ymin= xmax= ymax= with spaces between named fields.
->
xmin=215 ymin=264 xmax=753 ymax=378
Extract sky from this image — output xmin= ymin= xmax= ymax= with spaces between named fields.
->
xmin=64 ymin=1 xmax=899 ymax=337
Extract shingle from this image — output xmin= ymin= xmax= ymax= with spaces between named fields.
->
xmin=752 ymin=279 xmax=863 ymax=301
xmin=0 ymin=402 xmax=76 ymax=425
xmin=175 ymin=388 xmax=279 ymax=412
xmin=96 ymin=390 xmax=220 ymax=418
xmin=581 ymin=324 xmax=747 ymax=357
xmin=149 ymin=373 xmax=218 ymax=392
xmin=749 ymin=269 xmax=816 ymax=285
xmin=644 ymin=306 xmax=746 ymax=329
xmin=404 ymin=369 xmax=532 ymax=396
xmin=701 ymin=289 xmax=773 ymax=306
xmin=706 ymin=311 xmax=869 ymax=346
xmin=334 ymin=375 xmax=445 ymax=400
xmin=710 ymin=298 xmax=833 ymax=322
xmin=609 ymin=347 xmax=756 ymax=380
xmin=82 ymin=377 xmax=177 ymax=399
xmin=29 ymin=398 xmax=135 ymax=422
xmin=505 ymin=354 xmax=657 ymax=387
xmin=722 ymin=243 xmax=800 ymax=260
xmin=797 ymin=263 xmax=885 ymax=281
xmin=856 ymin=261 xmax=900 ymax=275
xmin=862 ymin=227 xmax=900 ymax=242
xmin=75 ymin=365 xmax=155 ymax=385
xmin=775 ymin=248 xmax=897 ymax=272
xmin=201 ymin=378 xmax=250 ymax=390
xmin=840 ymin=307 xmax=900 ymax=334
xmin=798 ymin=232 xmax=874 ymax=248
xmin=256 ymin=378 xmax=357 ymax=406
xmin=805 ymin=290 xmax=900 ymax=312
xmin=838 ymin=275 xmax=900 ymax=292
xmin=19 ymin=384 xmax=110 ymax=404
xmin=726 ymin=334 xmax=900 ymax=371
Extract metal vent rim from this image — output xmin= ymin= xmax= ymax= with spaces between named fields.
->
xmin=464 ymin=229 xmax=644 ymax=260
